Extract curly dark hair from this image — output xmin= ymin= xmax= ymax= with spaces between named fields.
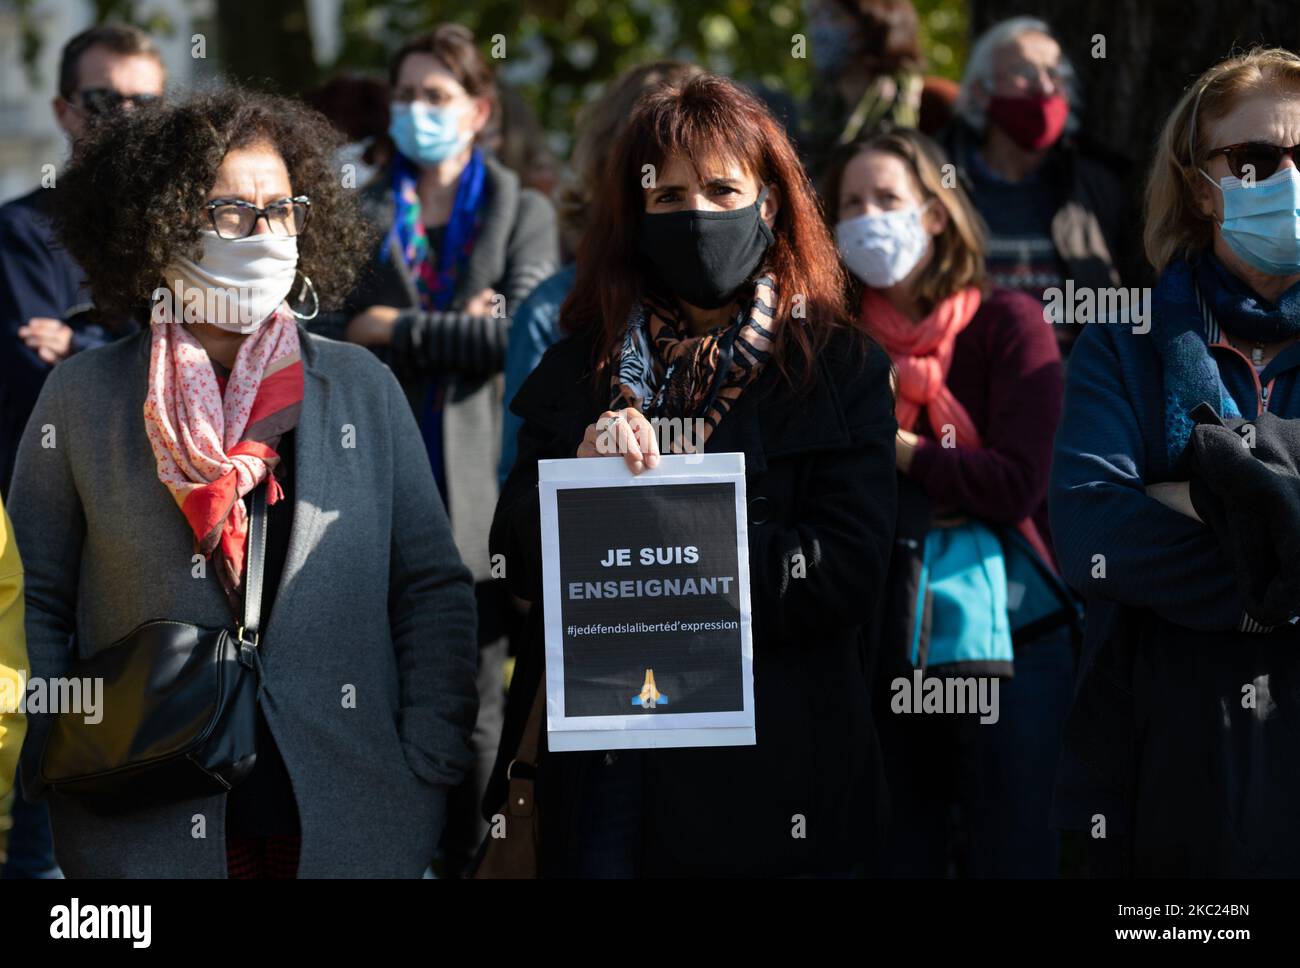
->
xmin=54 ymin=86 xmax=374 ymax=317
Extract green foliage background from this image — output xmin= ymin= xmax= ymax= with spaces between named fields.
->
xmin=331 ymin=0 xmax=967 ymax=150
xmin=16 ymin=0 xmax=967 ymax=155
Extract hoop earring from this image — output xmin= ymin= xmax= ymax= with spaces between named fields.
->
xmin=290 ymin=271 xmax=319 ymax=320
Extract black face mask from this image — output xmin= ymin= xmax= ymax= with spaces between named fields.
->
xmin=636 ymin=187 xmax=774 ymax=309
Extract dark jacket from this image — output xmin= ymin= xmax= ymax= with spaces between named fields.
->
xmin=0 ymin=188 xmax=135 ymax=496
xmin=801 ymin=73 xmax=959 ymax=182
xmin=1050 ymin=293 xmax=1300 ymax=875
xmin=318 ymin=155 xmax=558 ymax=582
xmin=1187 ymin=407 xmax=1300 ymax=627
xmin=938 ymin=120 xmax=1131 ymax=296
xmin=486 ymin=326 xmax=899 ymax=876
xmin=877 ymin=289 xmax=1072 ymax=743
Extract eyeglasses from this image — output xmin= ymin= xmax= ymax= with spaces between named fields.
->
xmin=72 ymin=88 xmax=161 ymax=117
xmin=204 ymin=197 xmax=311 ymax=239
xmin=1204 ymin=142 xmax=1300 ymax=181
xmin=995 ymin=63 xmax=1068 ymax=91
xmin=390 ymin=87 xmax=464 ymax=107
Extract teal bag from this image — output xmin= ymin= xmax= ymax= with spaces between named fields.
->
xmin=909 ymin=520 xmax=1013 ymax=675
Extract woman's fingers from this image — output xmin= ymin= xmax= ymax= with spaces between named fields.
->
xmin=628 ymin=409 xmax=661 ymax=469
xmin=575 ymin=421 xmax=603 ymax=458
xmin=612 ymin=411 xmax=645 ymax=472
xmin=575 ymin=408 xmax=660 ymax=473
xmin=576 ymin=411 xmax=623 ymax=459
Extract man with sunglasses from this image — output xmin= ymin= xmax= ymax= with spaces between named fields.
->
xmin=0 ymin=22 xmax=163 ymax=879
xmin=1 ymin=23 xmax=163 ymax=494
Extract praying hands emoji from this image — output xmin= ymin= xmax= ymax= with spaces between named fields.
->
xmin=634 ymin=668 xmax=667 ymax=708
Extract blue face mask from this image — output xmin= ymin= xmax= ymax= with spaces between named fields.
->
xmin=388 ymin=102 xmax=469 ymax=166
xmin=1201 ymin=165 xmax=1300 ymax=276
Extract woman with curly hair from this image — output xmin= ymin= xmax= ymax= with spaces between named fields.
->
xmin=6 ymin=88 xmax=480 ymax=878
xmin=487 ymin=73 xmax=898 ymax=877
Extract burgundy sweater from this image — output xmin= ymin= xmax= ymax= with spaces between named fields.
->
xmin=906 ymin=287 xmax=1064 ymax=546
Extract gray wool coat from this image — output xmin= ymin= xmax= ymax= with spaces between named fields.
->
xmin=7 ymin=325 xmax=480 ymax=877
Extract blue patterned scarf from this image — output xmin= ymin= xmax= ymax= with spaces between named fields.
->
xmin=1152 ymin=252 xmax=1300 ymax=467
xmin=386 ymin=148 xmax=488 ymax=500
xmin=386 ymin=148 xmax=487 ymax=311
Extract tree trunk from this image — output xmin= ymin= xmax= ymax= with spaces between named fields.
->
xmin=215 ymin=0 xmax=318 ymax=95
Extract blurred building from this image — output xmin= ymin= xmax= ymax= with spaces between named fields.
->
xmin=0 ymin=0 xmax=354 ymax=202
xmin=0 ymin=0 xmax=221 ymax=201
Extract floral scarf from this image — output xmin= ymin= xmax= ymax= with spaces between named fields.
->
xmin=143 ymin=305 xmax=303 ymax=608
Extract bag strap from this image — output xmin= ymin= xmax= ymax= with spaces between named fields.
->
xmin=240 ymin=484 xmax=269 ymax=644
xmin=508 ymin=684 xmax=546 ymax=781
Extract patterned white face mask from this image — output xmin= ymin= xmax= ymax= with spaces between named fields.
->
xmin=162 ymin=230 xmax=299 ymax=333
xmin=836 ymin=201 xmax=932 ymax=288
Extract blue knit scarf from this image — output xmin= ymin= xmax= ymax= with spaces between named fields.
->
xmin=386 ymin=148 xmax=486 ymax=311
xmin=1152 ymin=252 xmax=1300 ymax=467
xmin=384 ymin=148 xmax=488 ymax=502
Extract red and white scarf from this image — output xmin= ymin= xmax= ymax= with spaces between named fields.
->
xmin=143 ymin=306 xmax=304 ymax=604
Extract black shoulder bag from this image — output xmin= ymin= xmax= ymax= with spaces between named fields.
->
xmin=40 ymin=485 xmax=269 ymax=814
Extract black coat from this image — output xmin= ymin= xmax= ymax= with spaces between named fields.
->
xmin=486 ymin=325 xmax=899 ymax=876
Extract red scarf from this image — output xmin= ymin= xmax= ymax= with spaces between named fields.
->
xmin=143 ymin=307 xmax=303 ymax=606
xmin=866 ymin=286 xmax=981 ymax=441
xmin=865 ymin=286 xmax=1055 ymax=568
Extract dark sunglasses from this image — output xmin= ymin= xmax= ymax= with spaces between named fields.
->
xmin=1204 ymin=141 xmax=1300 ymax=181
xmin=73 ymin=88 xmax=162 ymax=117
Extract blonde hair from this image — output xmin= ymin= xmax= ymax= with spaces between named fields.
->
xmin=1144 ymin=47 xmax=1300 ymax=272
xmin=556 ymin=61 xmax=703 ymax=254
xmin=848 ymin=129 xmax=988 ymax=310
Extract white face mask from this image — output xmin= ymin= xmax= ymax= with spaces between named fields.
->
xmin=836 ymin=203 xmax=932 ymax=288
xmin=161 ymin=230 xmax=299 ymax=333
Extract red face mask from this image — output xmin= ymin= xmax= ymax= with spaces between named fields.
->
xmin=986 ymin=93 xmax=1069 ymax=151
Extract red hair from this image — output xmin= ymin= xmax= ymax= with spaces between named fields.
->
xmin=562 ymin=73 xmax=859 ymax=390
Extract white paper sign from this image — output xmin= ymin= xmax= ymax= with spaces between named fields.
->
xmin=538 ymin=452 xmax=756 ymax=751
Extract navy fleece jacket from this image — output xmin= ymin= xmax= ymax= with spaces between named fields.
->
xmin=0 ymin=188 xmax=120 ymax=494
xmin=1051 ymin=318 xmax=1300 ymax=637
xmin=1049 ymin=310 xmax=1300 ymax=832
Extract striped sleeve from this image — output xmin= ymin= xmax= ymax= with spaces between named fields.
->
xmin=1240 ymin=612 xmax=1284 ymax=634
xmin=389 ymin=187 xmax=558 ymax=379
xmin=390 ymin=258 xmax=555 ymax=377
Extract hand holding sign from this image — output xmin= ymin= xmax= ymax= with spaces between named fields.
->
xmin=539 ymin=453 xmax=755 ymax=751
xmin=577 ymin=407 xmax=660 ymax=474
